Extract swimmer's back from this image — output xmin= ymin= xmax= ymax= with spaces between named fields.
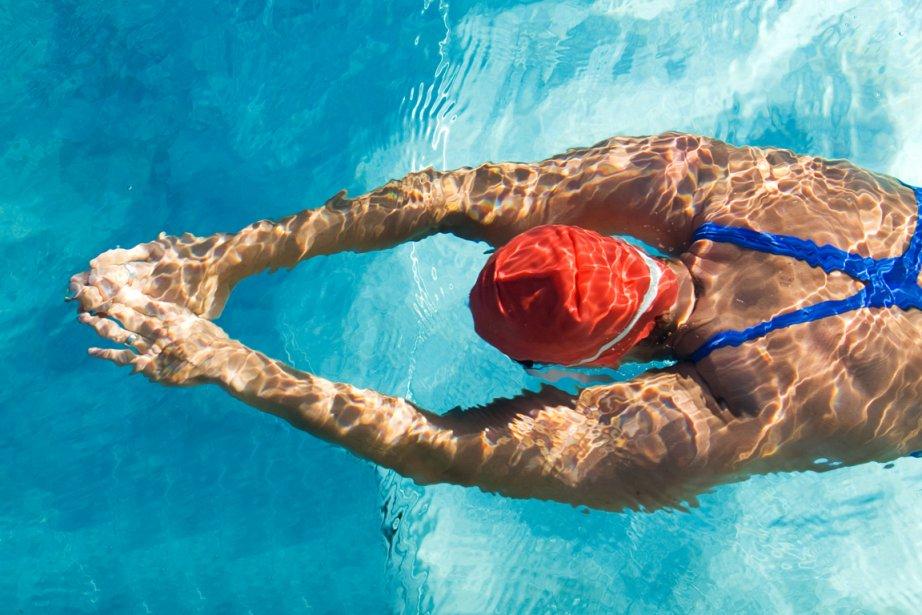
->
xmin=675 ymin=147 xmax=922 ymax=459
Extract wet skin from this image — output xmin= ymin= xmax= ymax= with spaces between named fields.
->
xmin=71 ymin=132 xmax=922 ymax=511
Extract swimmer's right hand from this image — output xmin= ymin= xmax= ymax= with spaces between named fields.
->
xmin=71 ymin=232 xmax=242 ymax=320
xmin=79 ymin=286 xmax=242 ymax=387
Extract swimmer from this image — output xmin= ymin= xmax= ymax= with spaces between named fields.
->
xmin=70 ymin=133 xmax=922 ymax=511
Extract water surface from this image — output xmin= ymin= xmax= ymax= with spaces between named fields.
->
xmin=3 ymin=0 xmax=922 ymax=612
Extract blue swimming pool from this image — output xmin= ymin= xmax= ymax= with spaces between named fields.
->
xmin=3 ymin=0 xmax=922 ymax=611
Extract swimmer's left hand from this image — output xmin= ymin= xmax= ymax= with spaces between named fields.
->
xmin=70 ymin=232 xmax=242 ymax=320
xmin=79 ymin=287 xmax=241 ymax=387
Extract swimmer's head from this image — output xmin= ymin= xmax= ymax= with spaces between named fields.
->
xmin=469 ymin=224 xmax=678 ymax=368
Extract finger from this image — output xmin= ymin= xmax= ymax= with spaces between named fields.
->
xmin=81 ymin=263 xmax=154 ymax=307
xmin=113 ymin=286 xmax=184 ymax=320
xmin=87 ymin=269 xmax=125 ymax=299
xmin=78 ymin=313 xmax=150 ymax=351
xmin=74 ymin=284 xmax=108 ymax=313
xmin=102 ymin=301 xmax=170 ymax=340
xmin=102 ymin=302 xmax=149 ymax=333
xmin=75 ymin=270 xmax=125 ymax=313
xmin=130 ymin=353 xmax=156 ymax=376
xmin=67 ymin=272 xmax=88 ymax=302
xmin=90 ymin=244 xmax=151 ymax=268
xmin=88 ymin=347 xmax=137 ymax=367
xmin=130 ymin=350 xmax=187 ymax=384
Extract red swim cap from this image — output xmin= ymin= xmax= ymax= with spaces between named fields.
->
xmin=469 ymin=225 xmax=677 ymax=367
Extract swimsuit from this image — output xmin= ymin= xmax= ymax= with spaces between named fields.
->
xmin=688 ymin=186 xmax=922 ymax=362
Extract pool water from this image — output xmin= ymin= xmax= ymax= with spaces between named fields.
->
xmin=3 ymin=0 xmax=922 ymax=612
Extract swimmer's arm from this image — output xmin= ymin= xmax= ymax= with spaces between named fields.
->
xmin=79 ymin=289 xmax=755 ymax=511
xmin=216 ymin=346 xmax=750 ymax=510
xmin=225 ymin=133 xmax=730 ymax=278
xmin=74 ymin=133 xmax=727 ymax=318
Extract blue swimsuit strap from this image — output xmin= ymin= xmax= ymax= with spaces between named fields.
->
xmin=687 ymin=187 xmax=922 ymax=362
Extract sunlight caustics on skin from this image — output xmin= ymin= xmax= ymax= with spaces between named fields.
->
xmin=74 ymin=115 xmax=922 ymax=612
xmin=74 ymin=63 xmax=922 ymax=615
xmin=342 ymin=1 xmax=922 ymax=612
xmin=9 ymin=0 xmax=922 ymax=612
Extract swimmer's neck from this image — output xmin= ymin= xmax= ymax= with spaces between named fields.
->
xmin=625 ymin=259 xmax=696 ymax=362
xmin=664 ymin=259 xmax=696 ymax=330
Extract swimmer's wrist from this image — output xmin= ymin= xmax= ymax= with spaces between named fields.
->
xmin=221 ymin=221 xmax=295 ymax=278
xmin=209 ymin=342 xmax=320 ymax=426
xmin=206 ymin=340 xmax=259 ymax=390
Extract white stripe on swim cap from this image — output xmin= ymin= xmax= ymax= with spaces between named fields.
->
xmin=575 ymin=250 xmax=663 ymax=365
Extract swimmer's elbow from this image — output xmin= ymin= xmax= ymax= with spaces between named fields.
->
xmin=377 ymin=438 xmax=709 ymax=512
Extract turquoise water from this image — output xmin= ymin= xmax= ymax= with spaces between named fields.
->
xmin=4 ymin=0 xmax=922 ymax=612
